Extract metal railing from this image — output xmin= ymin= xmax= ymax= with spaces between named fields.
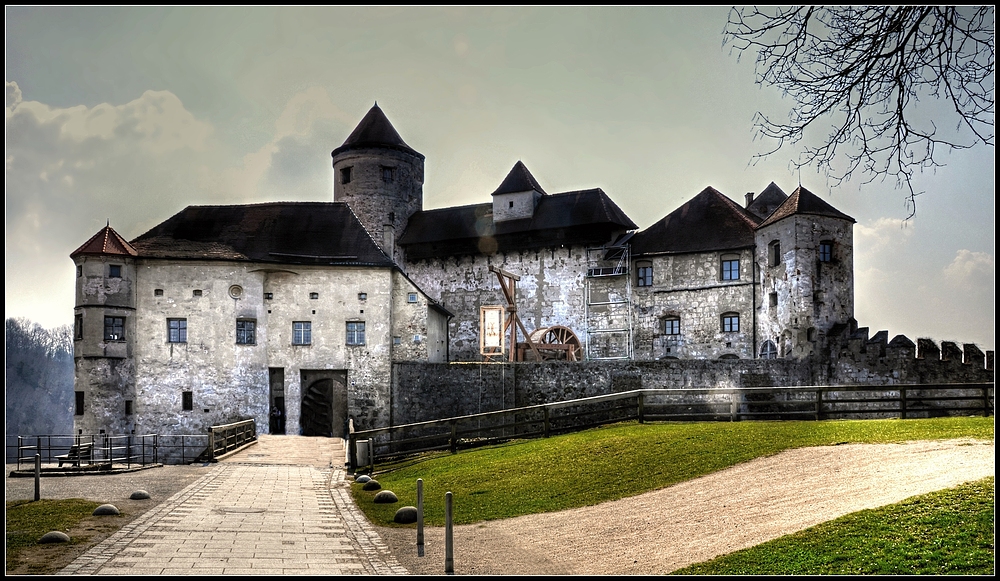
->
xmin=350 ymin=383 xmax=993 ymax=469
xmin=205 ymin=419 xmax=257 ymax=461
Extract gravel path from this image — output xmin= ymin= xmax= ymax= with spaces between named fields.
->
xmin=377 ymin=439 xmax=995 ymax=575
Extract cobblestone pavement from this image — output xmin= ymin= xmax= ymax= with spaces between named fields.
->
xmin=56 ymin=436 xmax=407 ymax=575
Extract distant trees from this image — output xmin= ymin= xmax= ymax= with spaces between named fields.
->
xmin=5 ymin=318 xmax=74 ymax=449
xmin=725 ymin=6 xmax=995 ymax=216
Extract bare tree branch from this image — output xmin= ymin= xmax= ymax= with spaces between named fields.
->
xmin=725 ymin=6 xmax=994 ymax=218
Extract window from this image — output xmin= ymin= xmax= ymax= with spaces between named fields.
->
xmin=819 ymin=241 xmax=833 ymax=262
xmin=76 ymin=265 xmax=82 ymax=277
xmin=75 ymin=391 xmax=84 ymax=416
xmin=721 ymin=255 xmax=740 ymax=281
xmin=293 ymin=322 xmax=311 ymax=345
xmin=341 ymin=167 xmax=352 ymax=184
xmin=407 ymin=292 xmax=418 ymax=303
xmin=769 ymin=292 xmax=778 ymax=308
xmin=637 ymin=261 xmax=653 ymax=287
xmin=168 ymin=318 xmax=187 ymax=343
xmin=663 ymin=317 xmax=680 ymax=335
xmin=264 ymin=292 xmax=273 ymax=300
xmin=509 ymin=201 xmax=514 ymax=208
xmin=104 ymin=316 xmax=125 ymax=341
xmin=768 ymin=240 xmax=781 ymax=267
xmin=154 ymin=289 xmax=163 ymax=296
xmin=74 ymin=314 xmax=83 ymax=340
xmin=381 ymin=166 xmax=394 ymax=183
xmin=236 ymin=319 xmax=256 ymax=345
xmin=193 ymin=289 xmax=202 ymax=297
xmin=722 ymin=312 xmax=740 ymax=333
xmin=759 ymin=340 xmax=778 ymax=359
xmin=109 ymin=264 xmax=122 ymax=278
xmin=358 ymin=292 xmax=367 ymax=301
xmin=125 ymin=400 xmax=133 ymax=415
xmin=309 ymin=292 xmax=319 ymax=299
xmin=393 ymin=336 xmax=402 ymax=345
xmin=347 ymin=321 xmax=366 ymax=345
xmin=182 ymin=391 xmax=193 ymax=411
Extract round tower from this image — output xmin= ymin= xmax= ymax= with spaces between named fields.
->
xmin=332 ymin=103 xmax=424 ymax=267
xmin=70 ymin=224 xmax=138 ymax=437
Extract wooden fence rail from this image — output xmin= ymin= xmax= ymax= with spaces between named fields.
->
xmin=349 ymin=383 xmax=993 ymax=470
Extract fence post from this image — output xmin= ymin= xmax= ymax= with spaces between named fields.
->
xmin=416 ymin=478 xmax=424 ymax=553
xmin=34 ymin=454 xmax=41 ymax=501
xmin=984 ymin=385 xmax=990 ymax=417
xmin=815 ymin=389 xmax=822 ymax=421
xmin=207 ymin=427 xmax=216 ymax=462
xmin=900 ymin=387 xmax=907 ymax=420
xmin=638 ymin=391 xmax=645 ymax=424
xmin=543 ymin=407 xmax=550 ymax=438
xmin=349 ymin=433 xmax=358 ymax=470
xmin=730 ymin=390 xmax=739 ymax=422
xmin=444 ymin=491 xmax=454 ymax=574
xmin=449 ymin=422 xmax=457 ymax=454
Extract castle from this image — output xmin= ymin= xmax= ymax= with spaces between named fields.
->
xmin=70 ymin=104 xmax=991 ymax=437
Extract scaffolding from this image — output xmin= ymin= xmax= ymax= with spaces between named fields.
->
xmin=585 ymin=245 xmax=633 ymax=360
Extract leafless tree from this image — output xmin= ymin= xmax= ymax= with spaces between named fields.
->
xmin=725 ymin=6 xmax=994 ymax=217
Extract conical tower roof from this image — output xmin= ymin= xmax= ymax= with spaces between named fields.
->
xmin=331 ymin=103 xmax=423 ymax=159
xmin=630 ymin=186 xmax=761 ymax=255
xmin=70 ymin=224 xmax=137 ymax=258
xmin=490 ymin=161 xmax=547 ymax=196
xmin=757 ymin=185 xmax=855 ymax=228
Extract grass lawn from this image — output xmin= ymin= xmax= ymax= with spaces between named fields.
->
xmin=673 ymin=477 xmax=995 ymax=575
xmin=350 ymin=416 xmax=993 ymax=526
xmin=5 ymin=498 xmax=101 ymax=572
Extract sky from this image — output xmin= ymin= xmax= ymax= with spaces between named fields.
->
xmin=5 ymin=6 xmax=995 ymax=350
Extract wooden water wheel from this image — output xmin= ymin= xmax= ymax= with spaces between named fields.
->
xmin=524 ymin=325 xmax=583 ymax=361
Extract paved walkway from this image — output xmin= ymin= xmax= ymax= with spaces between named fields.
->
xmin=57 ymin=436 xmax=407 ymax=575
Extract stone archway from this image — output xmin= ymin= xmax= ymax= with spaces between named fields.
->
xmin=299 ymin=371 xmax=348 ymax=438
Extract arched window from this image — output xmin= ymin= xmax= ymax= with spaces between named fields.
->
xmin=721 ymin=253 xmax=740 ymax=281
xmin=759 ymin=340 xmax=778 ymax=359
xmin=768 ymin=240 xmax=781 ymax=267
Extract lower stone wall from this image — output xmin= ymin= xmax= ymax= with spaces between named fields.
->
xmin=390 ymin=354 xmax=992 ymax=426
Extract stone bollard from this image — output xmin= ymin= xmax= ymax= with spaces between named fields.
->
xmin=416 ymin=478 xmax=424 ymax=553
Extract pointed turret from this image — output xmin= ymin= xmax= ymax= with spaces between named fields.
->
xmin=490 ymin=161 xmax=547 ymax=222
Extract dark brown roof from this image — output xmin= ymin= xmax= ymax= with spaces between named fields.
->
xmin=330 ymin=103 xmax=423 ymax=159
xmin=746 ymin=181 xmax=788 ymax=219
xmin=129 ymin=202 xmax=393 ymax=266
xmin=757 ymin=185 xmax=855 ymax=228
xmin=71 ymin=224 xmax=138 ymax=258
xmin=490 ymin=161 xmax=547 ymax=196
xmin=630 ymin=187 xmax=761 ymax=256
xmin=399 ymin=188 xmax=637 ymax=259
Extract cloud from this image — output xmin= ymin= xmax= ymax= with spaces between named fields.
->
xmin=942 ymin=250 xmax=994 ymax=288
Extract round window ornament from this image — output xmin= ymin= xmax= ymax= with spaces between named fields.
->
xmin=229 ymin=285 xmax=244 ymax=299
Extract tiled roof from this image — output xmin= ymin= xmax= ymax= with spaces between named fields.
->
xmin=330 ymin=103 xmax=423 ymax=159
xmin=629 ymin=187 xmax=761 ymax=256
xmin=70 ymin=224 xmax=138 ymax=258
xmin=757 ymin=185 xmax=855 ymax=228
xmin=399 ymin=188 xmax=636 ymax=258
xmin=746 ymin=181 xmax=788 ymax=219
xmin=129 ymin=202 xmax=393 ymax=266
xmin=490 ymin=161 xmax=547 ymax=196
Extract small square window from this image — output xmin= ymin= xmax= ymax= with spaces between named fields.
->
xmin=193 ymin=289 xmax=202 ymax=297
xmin=168 ymin=318 xmax=187 ymax=343
xmin=341 ymin=167 xmax=352 ymax=184
xmin=75 ymin=391 xmax=84 ymax=416
xmin=721 ymin=258 xmax=740 ymax=281
xmin=407 ymin=292 xmax=418 ymax=303
xmin=109 ymin=264 xmax=122 ymax=278
xmin=722 ymin=313 xmax=740 ymax=333
xmin=509 ymin=201 xmax=514 ymax=208
xmin=293 ymin=321 xmax=311 ymax=345
xmin=76 ymin=265 xmax=82 ymax=277
xmin=182 ymin=391 xmax=193 ymax=411
xmin=413 ymin=334 xmax=421 ymax=343
xmin=74 ymin=314 xmax=83 ymax=340
xmin=663 ymin=317 xmax=680 ymax=335
xmin=264 ymin=292 xmax=273 ymax=300
xmin=346 ymin=321 xmax=366 ymax=346
xmin=381 ymin=166 xmax=395 ymax=183
xmin=236 ymin=319 xmax=256 ymax=345
xmin=769 ymin=292 xmax=778 ymax=307
xmin=310 ymin=292 xmax=319 ymax=300
xmin=393 ymin=336 xmax=401 ymax=345
xmin=358 ymin=292 xmax=367 ymax=301
xmin=154 ymin=289 xmax=163 ymax=296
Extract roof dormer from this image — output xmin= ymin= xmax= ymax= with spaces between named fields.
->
xmin=491 ymin=161 xmax=546 ymax=222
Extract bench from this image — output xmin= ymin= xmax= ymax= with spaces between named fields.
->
xmin=56 ymin=443 xmax=94 ymax=467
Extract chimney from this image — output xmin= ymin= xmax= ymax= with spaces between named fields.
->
xmin=745 ymin=192 xmax=755 ymax=208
